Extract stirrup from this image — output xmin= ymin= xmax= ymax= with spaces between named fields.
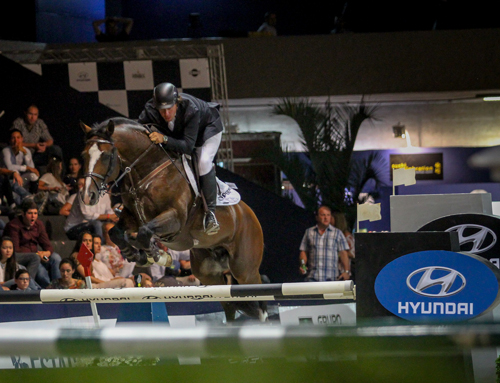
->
xmin=204 ymin=211 xmax=220 ymax=235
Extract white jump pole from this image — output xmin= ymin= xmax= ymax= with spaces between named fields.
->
xmin=0 ymin=323 xmax=493 ymax=358
xmin=0 ymin=281 xmax=355 ymax=304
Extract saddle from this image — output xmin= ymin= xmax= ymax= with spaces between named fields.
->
xmin=182 ymin=154 xmax=241 ymax=206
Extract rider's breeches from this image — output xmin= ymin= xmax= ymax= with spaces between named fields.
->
xmin=195 ymin=132 xmax=222 ymax=176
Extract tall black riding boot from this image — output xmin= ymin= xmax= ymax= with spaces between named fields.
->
xmin=199 ymin=167 xmax=220 ymax=235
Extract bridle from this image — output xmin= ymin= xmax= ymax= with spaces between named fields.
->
xmin=83 ymin=138 xmax=119 ymax=197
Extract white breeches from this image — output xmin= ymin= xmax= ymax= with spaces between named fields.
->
xmin=195 ymin=132 xmax=222 ymax=176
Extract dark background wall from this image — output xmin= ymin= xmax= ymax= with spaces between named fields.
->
xmin=4 ymin=1 xmax=500 ymax=44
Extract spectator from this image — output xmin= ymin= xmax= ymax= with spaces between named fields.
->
xmin=4 ymin=199 xmax=61 ymax=288
xmin=93 ymin=16 xmax=133 ymax=42
xmin=37 ymin=156 xmax=69 ymax=215
xmin=95 ymin=240 xmax=124 ymax=276
xmin=151 ymin=247 xmax=200 ymax=286
xmin=2 ymin=129 xmax=39 ymax=194
xmin=257 ymin=12 xmax=277 ymax=36
xmin=70 ymin=231 xmax=133 ymax=288
xmin=0 ymin=154 xmax=32 ymax=208
xmin=332 ymin=211 xmax=355 ymax=275
xmin=0 ymin=236 xmax=40 ymax=290
xmin=10 ymin=105 xmax=64 ymax=174
xmin=69 ymin=230 xmax=92 ymax=280
xmin=47 ymin=258 xmax=86 ymax=289
xmin=59 ymin=176 xmax=84 ymax=217
xmin=187 ymin=13 xmax=203 ymax=38
xmin=63 ymin=178 xmax=118 ymax=244
xmin=0 ymin=235 xmax=19 ymax=290
xmin=9 ymin=269 xmax=32 ymax=291
xmin=63 ymin=157 xmax=82 ymax=195
xmin=299 ymin=205 xmax=351 ymax=282
xmin=0 ymin=171 xmax=20 ymax=217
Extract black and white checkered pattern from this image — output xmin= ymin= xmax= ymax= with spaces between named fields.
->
xmin=24 ymin=59 xmax=212 ymax=119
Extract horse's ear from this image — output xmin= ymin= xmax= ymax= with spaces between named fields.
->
xmin=106 ymin=120 xmax=115 ymax=135
xmin=80 ymin=121 xmax=92 ymax=134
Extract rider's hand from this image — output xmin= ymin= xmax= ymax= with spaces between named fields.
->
xmin=149 ymin=132 xmax=165 ymax=144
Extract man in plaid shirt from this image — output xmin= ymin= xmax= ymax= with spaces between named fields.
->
xmin=299 ymin=206 xmax=351 ymax=281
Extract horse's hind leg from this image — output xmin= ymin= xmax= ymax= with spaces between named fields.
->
xmin=190 ymin=247 xmax=237 ymax=322
xmin=228 ymin=204 xmax=268 ymax=322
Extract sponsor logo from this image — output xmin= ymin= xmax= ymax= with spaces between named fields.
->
xmin=406 ymin=267 xmax=466 ymax=297
xmin=317 ymin=314 xmax=342 ymax=325
xmin=10 ymin=356 xmax=78 ymax=369
xmin=132 ymin=71 xmax=145 ymax=79
xmin=77 ymin=71 xmax=90 ymax=82
xmin=59 ymin=297 xmax=130 ymax=302
xmin=141 ymin=295 xmax=215 ymax=300
xmin=375 ymin=250 xmax=500 ymax=322
xmin=445 ymin=224 xmax=496 ymax=254
xmin=189 ymin=68 xmax=200 ymax=77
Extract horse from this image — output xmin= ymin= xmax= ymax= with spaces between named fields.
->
xmin=80 ymin=117 xmax=267 ymax=322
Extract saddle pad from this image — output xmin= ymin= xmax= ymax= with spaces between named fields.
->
xmin=182 ymin=155 xmax=240 ymax=206
xmin=216 ymin=178 xmax=241 ymax=206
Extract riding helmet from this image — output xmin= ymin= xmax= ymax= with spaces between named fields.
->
xmin=153 ymin=82 xmax=179 ymax=110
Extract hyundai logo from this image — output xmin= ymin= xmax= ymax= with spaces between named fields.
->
xmin=445 ymin=224 xmax=496 ymax=254
xmin=406 ymin=266 xmax=466 ymax=297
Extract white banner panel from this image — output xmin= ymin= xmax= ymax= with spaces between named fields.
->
xmin=98 ymin=90 xmax=129 ymax=117
xmin=124 ymin=60 xmax=154 ymax=90
xmin=68 ymin=62 xmax=98 ymax=92
xmin=278 ymin=303 xmax=356 ymax=326
xmin=180 ymin=58 xmax=210 ymax=89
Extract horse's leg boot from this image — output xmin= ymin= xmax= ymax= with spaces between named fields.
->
xmin=200 ymin=168 xmax=220 ymax=235
xmin=136 ymin=225 xmax=155 ymax=249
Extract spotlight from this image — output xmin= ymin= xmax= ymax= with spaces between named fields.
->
xmin=393 ymin=122 xmax=406 ymax=138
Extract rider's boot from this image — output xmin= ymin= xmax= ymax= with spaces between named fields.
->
xmin=200 ymin=167 xmax=220 ymax=235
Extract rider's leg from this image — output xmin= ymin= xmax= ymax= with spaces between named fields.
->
xmin=196 ymin=132 xmax=222 ymax=235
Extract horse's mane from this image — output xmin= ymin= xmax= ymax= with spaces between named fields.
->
xmin=86 ymin=117 xmax=148 ymax=141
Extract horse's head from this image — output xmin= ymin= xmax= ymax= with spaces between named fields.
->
xmin=80 ymin=120 xmax=120 ymax=206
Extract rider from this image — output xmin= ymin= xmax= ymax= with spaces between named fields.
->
xmin=138 ymin=82 xmax=223 ymax=235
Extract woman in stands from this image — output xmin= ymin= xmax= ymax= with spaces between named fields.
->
xmin=70 ymin=231 xmax=133 ymax=288
xmin=0 ymin=236 xmax=40 ymax=290
xmin=63 ymin=157 xmax=82 ymax=195
xmin=47 ymin=258 xmax=85 ymax=289
xmin=38 ymin=156 xmax=69 ymax=214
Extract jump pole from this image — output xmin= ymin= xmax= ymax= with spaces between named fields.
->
xmin=0 ymin=281 xmax=355 ymax=304
xmin=0 ymin=323 xmax=492 ymax=358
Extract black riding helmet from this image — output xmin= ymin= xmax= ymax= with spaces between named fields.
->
xmin=153 ymin=82 xmax=179 ymax=109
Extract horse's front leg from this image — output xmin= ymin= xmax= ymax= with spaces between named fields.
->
xmin=135 ymin=207 xmax=181 ymax=247
xmin=109 ymin=207 xmax=144 ymax=263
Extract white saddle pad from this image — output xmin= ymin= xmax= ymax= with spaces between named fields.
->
xmin=182 ymin=155 xmax=240 ymax=206
xmin=216 ymin=178 xmax=241 ymax=206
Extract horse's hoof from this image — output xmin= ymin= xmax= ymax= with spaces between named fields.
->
xmin=136 ymin=250 xmax=155 ymax=267
xmin=136 ymin=226 xmax=154 ymax=249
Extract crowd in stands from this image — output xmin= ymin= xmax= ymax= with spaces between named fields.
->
xmin=0 ymin=104 xmax=200 ymax=292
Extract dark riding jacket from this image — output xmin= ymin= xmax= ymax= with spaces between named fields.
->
xmin=138 ymin=93 xmax=223 ymax=155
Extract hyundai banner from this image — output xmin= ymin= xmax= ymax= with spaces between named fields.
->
xmin=375 ymin=250 xmax=500 ymax=322
xmin=418 ymin=214 xmax=500 ymax=265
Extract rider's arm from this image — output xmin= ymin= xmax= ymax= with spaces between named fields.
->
xmin=162 ymin=113 xmax=199 ymax=154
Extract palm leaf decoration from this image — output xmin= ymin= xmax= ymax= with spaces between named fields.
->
xmin=268 ymin=97 xmax=381 ymax=226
